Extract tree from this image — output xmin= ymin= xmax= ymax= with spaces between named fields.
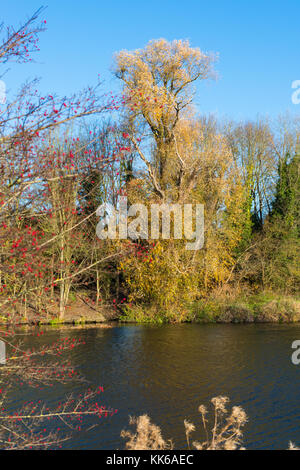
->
xmin=114 ymin=39 xmax=216 ymax=198
xmin=271 ymin=142 xmax=300 ymax=232
xmin=0 ymin=10 xmax=126 ymax=322
xmin=224 ymin=119 xmax=276 ymax=232
xmin=263 ymin=142 xmax=300 ymax=291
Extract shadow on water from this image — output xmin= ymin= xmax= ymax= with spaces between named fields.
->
xmin=6 ymin=322 xmax=300 ymax=449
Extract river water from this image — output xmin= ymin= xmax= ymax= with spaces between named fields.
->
xmin=6 ymin=323 xmax=300 ymax=449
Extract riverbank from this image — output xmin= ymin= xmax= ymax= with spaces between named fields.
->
xmin=1 ymin=291 xmax=300 ymax=325
xmin=0 ymin=295 xmax=118 ymax=325
xmin=121 ymin=292 xmax=300 ymax=324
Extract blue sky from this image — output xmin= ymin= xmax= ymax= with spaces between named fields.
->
xmin=1 ymin=0 xmax=300 ymax=121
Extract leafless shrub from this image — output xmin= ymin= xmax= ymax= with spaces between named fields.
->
xmin=121 ymin=414 xmax=173 ymax=450
xmin=121 ymin=396 xmax=247 ymax=450
xmin=193 ymin=396 xmax=247 ymax=450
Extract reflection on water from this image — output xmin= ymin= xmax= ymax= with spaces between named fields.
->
xmin=6 ymin=323 xmax=300 ymax=449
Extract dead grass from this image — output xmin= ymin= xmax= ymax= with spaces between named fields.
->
xmin=121 ymin=415 xmax=173 ymax=450
xmin=121 ymin=396 xmax=247 ymax=450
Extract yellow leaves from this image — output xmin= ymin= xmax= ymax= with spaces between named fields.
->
xmin=114 ymin=38 xmax=216 ymax=135
xmin=120 ymin=239 xmax=199 ymax=309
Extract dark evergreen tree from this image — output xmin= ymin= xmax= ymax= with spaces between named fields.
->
xmin=271 ymin=143 xmax=300 ymax=235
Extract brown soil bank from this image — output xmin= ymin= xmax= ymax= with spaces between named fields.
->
xmin=0 ymin=296 xmax=118 ymax=325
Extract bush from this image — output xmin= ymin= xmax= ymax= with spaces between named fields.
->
xmin=121 ymin=396 xmax=248 ymax=450
xmin=256 ymin=299 xmax=299 ymax=323
xmin=216 ymin=304 xmax=254 ymax=323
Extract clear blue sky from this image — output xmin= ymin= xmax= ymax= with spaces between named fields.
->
xmin=1 ymin=0 xmax=300 ymax=121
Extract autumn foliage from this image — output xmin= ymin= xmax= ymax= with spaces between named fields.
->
xmin=0 ymin=11 xmax=299 ymax=326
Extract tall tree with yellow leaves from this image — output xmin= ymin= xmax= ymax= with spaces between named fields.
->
xmin=114 ymin=39 xmax=216 ymax=199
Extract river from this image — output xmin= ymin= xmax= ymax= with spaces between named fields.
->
xmin=6 ymin=323 xmax=300 ymax=449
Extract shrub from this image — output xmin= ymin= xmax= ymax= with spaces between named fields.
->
xmin=121 ymin=396 xmax=247 ymax=450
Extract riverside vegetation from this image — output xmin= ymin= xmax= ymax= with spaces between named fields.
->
xmin=0 ymin=10 xmax=299 ymax=325
xmin=121 ymin=396 xmax=299 ymax=450
xmin=121 ymin=396 xmax=248 ymax=450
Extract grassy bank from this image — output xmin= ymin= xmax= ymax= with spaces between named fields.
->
xmin=120 ymin=292 xmax=300 ymax=324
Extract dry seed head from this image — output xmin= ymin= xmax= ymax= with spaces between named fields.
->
xmin=211 ymin=396 xmax=229 ymax=413
xmin=184 ymin=419 xmax=195 ymax=435
xmin=231 ymin=406 xmax=248 ymax=425
xmin=198 ymin=405 xmax=207 ymax=415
